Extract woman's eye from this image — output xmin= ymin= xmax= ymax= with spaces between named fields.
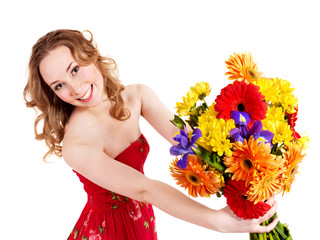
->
xmin=55 ymin=83 xmax=63 ymax=91
xmin=71 ymin=66 xmax=79 ymax=75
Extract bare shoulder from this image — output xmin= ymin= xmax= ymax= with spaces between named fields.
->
xmin=123 ymin=84 xmax=151 ymax=99
xmin=123 ymin=84 xmax=154 ymax=113
xmin=127 ymin=83 xmax=177 ymax=144
xmin=125 ymin=83 xmax=157 ymax=101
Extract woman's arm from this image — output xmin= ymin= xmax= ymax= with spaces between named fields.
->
xmin=63 ymin=139 xmax=278 ymax=233
xmin=138 ymin=84 xmax=178 ymax=145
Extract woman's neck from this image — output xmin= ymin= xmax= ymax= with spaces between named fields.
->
xmin=74 ymin=98 xmax=113 ymax=119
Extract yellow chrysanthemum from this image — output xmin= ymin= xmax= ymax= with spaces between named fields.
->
xmin=225 ymin=52 xmax=263 ymax=83
xmin=262 ymin=119 xmax=293 ymax=146
xmin=170 ymin=155 xmax=224 ymax=198
xmin=223 ymin=137 xmax=282 ymax=187
xmin=198 ymin=108 xmax=235 ymax=156
xmin=279 ymin=92 xmax=298 ymax=114
xmin=203 ymin=103 xmax=218 ymax=117
xmin=273 ymin=78 xmax=295 ymax=94
xmin=296 ymin=135 xmax=309 ymax=150
xmin=273 ymin=78 xmax=298 ymax=114
xmin=266 ymin=106 xmax=285 ymax=122
xmin=255 ymin=78 xmax=280 ymax=104
xmin=176 ymin=91 xmax=197 ymax=117
xmin=175 ymin=82 xmax=212 ymax=117
xmin=190 ymin=82 xmax=211 ymax=100
xmin=280 ymin=142 xmax=306 ymax=195
xmin=246 ymin=169 xmax=284 ymax=204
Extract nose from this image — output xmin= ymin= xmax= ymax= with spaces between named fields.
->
xmin=68 ymin=81 xmax=83 ymax=96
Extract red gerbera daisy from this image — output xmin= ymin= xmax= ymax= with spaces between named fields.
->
xmin=224 ymin=180 xmax=271 ymax=220
xmin=214 ymin=81 xmax=267 ymax=122
xmin=286 ymin=106 xmax=301 ymax=140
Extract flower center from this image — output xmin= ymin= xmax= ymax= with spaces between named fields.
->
xmin=237 ymin=103 xmax=245 ymax=111
xmin=198 ymin=93 xmax=207 ymax=100
xmin=247 ymin=68 xmax=258 ymax=79
xmin=242 ymin=195 xmax=248 ymax=200
xmin=186 ymin=173 xmax=201 ymax=185
xmin=242 ymin=159 xmax=253 ymax=170
xmin=262 ymin=177 xmax=273 ymax=189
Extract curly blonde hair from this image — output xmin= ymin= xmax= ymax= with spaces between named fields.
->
xmin=24 ymin=29 xmax=130 ymax=160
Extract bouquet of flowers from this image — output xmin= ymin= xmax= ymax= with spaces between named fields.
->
xmin=169 ymin=52 xmax=308 ymax=240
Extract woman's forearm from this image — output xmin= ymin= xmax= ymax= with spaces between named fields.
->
xmin=143 ymin=179 xmax=218 ymax=231
xmin=142 ymin=179 xmax=279 ymax=234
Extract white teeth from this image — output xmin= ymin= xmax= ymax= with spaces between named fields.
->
xmin=79 ymin=85 xmax=92 ymax=100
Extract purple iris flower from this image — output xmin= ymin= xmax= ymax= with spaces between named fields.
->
xmin=230 ymin=111 xmax=251 ymax=141
xmin=247 ymin=120 xmax=274 ymax=147
xmin=170 ymin=127 xmax=202 ymax=169
xmin=231 ymin=111 xmax=251 ymax=126
xmin=230 ymin=110 xmax=274 ymax=146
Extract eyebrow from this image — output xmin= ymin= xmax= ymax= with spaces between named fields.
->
xmin=49 ymin=62 xmax=73 ymax=87
xmin=66 ymin=62 xmax=73 ymax=73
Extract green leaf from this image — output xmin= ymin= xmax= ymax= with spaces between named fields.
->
xmin=190 ymin=114 xmax=198 ymax=122
xmin=170 ymin=115 xmax=186 ymax=130
xmin=192 ymin=145 xmax=211 ymax=162
xmin=210 ymin=152 xmax=226 ymax=172
xmin=209 ymin=161 xmax=225 ymax=173
xmin=192 ymin=144 xmax=225 ymax=172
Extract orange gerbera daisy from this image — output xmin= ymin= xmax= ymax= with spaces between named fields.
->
xmin=223 ymin=136 xmax=279 ymax=187
xmin=169 ymin=155 xmax=224 ymax=197
xmin=246 ymin=167 xmax=284 ymax=204
xmin=280 ymin=142 xmax=306 ymax=195
xmin=225 ymin=52 xmax=263 ymax=83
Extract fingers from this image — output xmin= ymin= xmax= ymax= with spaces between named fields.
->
xmin=255 ymin=217 xmax=279 ymax=233
xmin=259 ymin=199 xmax=277 ymax=223
xmin=253 ymin=198 xmax=279 ymax=234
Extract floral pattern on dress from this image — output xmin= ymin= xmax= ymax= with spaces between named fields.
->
xmin=128 ymin=199 xmax=142 ymax=221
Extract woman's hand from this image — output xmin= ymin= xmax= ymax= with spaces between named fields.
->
xmin=213 ymin=197 xmax=279 ymax=233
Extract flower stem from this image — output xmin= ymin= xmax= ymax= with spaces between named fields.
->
xmin=260 ymin=222 xmax=267 ymax=240
xmin=249 ymin=212 xmax=293 ymax=240
xmin=268 ymin=232 xmax=274 ymax=240
xmin=271 ymin=229 xmax=281 ymax=240
xmin=249 ymin=233 xmax=259 ymax=240
xmin=258 ymin=233 xmax=264 ymax=240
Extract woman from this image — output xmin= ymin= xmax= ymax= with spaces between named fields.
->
xmin=24 ymin=29 xmax=279 ymax=239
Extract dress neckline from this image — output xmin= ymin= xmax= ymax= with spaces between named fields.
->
xmin=73 ymin=133 xmax=146 ymax=176
xmin=115 ymin=133 xmax=144 ymax=159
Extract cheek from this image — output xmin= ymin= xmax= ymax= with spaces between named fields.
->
xmin=56 ymin=89 xmax=70 ymax=102
xmin=79 ymin=66 xmax=92 ymax=80
xmin=78 ymin=68 xmax=86 ymax=79
xmin=88 ymin=65 xmax=103 ymax=81
xmin=94 ymin=69 xmax=104 ymax=86
xmin=80 ymin=65 xmax=104 ymax=86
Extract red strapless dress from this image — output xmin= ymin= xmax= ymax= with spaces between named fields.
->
xmin=67 ymin=134 xmax=157 ymax=240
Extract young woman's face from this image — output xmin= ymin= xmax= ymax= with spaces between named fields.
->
xmin=39 ymin=46 xmax=106 ymax=108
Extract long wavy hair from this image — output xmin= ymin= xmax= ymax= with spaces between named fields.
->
xmin=24 ymin=29 xmax=130 ymax=160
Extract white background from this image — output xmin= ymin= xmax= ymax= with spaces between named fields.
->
xmin=1 ymin=0 xmax=319 ymax=239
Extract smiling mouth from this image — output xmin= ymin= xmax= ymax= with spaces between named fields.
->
xmin=78 ymin=84 xmax=93 ymax=102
